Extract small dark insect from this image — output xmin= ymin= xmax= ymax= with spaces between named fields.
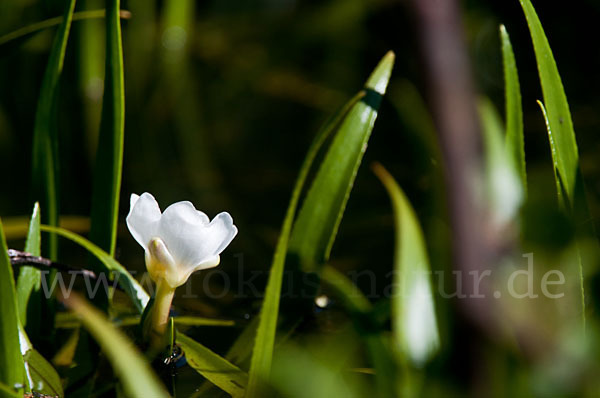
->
xmin=163 ymin=344 xmax=184 ymax=366
xmin=559 ymin=117 xmax=564 ymax=124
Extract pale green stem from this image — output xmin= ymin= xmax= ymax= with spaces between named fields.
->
xmin=148 ymin=278 xmax=175 ymax=348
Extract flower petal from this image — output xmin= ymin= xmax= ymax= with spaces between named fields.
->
xmin=177 ymin=255 xmax=221 ymax=287
xmin=126 ymin=192 xmax=162 ymax=250
xmin=157 ymin=202 xmax=237 ymax=269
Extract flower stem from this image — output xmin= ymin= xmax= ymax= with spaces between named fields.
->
xmin=148 ymin=278 xmax=175 ymax=348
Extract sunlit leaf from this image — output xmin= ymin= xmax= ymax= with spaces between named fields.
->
xmin=478 ymin=97 xmax=523 ymax=227
xmin=16 ymin=203 xmax=42 ymax=328
xmin=0 ymin=219 xmax=25 ymax=395
xmin=520 ymin=0 xmax=588 ymax=331
xmin=40 ymin=225 xmax=150 ymax=312
xmin=89 ymin=0 xmax=126 ymax=256
xmin=372 ymin=163 xmax=439 ymax=366
xmin=60 ymin=293 xmax=169 ymax=397
xmin=519 ymin=0 xmax=578 ymax=204
xmin=177 ymin=332 xmax=248 ymax=398
xmin=500 ymin=24 xmax=526 ymax=192
xmin=19 ymin=327 xmax=63 ymax=397
xmin=288 ymin=51 xmax=395 ymax=273
xmin=246 ymin=52 xmax=395 ymax=397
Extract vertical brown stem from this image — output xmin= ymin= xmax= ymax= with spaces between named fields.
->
xmin=410 ymin=0 xmax=494 ymax=321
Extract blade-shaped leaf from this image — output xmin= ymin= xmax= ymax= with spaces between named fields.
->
xmin=0 ymin=219 xmax=25 ymax=395
xmin=246 ymin=52 xmax=395 ymax=397
xmin=19 ymin=327 xmax=64 ymax=397
xmin=478 ymin=97 xmax=523 ymax=227
xmin=518 ymin=0 xmax=578 ymax=204
xmin=59 ymin=293 xmax=169 ymax=397
xmin=16 ymin=203 xmax=42 ymax=328
xmin=31 ymin=0 xmax=76 ymax=260
xmin=89 ymin=0 xmax=125 ymax=256
xmin=40 ymin=225 xmax=150 ymax=312
xmin=177 ymin=332 xmax=248 ymax=397
xmin=520 ymin=0 xmax=588 ymax=331
xmin=500 ymin=24 xmax=526 ymax=192
xmin=288 ymin=51 xmax=395 ymax=273
xmin=372 ymin=163 xmax=439 ymax=366
xmin=537 ymin=100 xmax=586 ymax=330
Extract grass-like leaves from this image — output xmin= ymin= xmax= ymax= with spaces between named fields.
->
xmin=89 ymin=0 xmax=126 ymax=256
xmin=246 ymin=51 xmax=394 ymax=397
xmin=31 ymin=0 xmax=76 ymax=260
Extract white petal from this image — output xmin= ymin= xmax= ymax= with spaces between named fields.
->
xmin=130 ymin=193 xmax=140 ymax=210
xmin=177 ymin=255 xmax=221 ymax=287
xmin=126 ymin=192 xmax=162 ymax=250
xmin=157 ymin=202 xmax=237 ymax=269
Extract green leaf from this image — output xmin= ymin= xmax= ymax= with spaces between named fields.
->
xmin=372 ymin=163 xmax=439 ymax=366
xmin=30 ymin=0 xmax=76 ymax=260
xmin=246 ymin=52 xmax=395 ymax=397
xmin=55 ymin=313 xmax=234 ymax=329
xmin=537 ymin=100 xmax=586 ymax=331
xmin=16 ymin=203 xmax=42 ymax=328
xmin=288 ymin=51 xmax=395 ymax=273
xmin=518 ymin=0 xmax=578 ymax=204
xmin=19 ymin=327 xmax=64 ymax=397
xmin=536 ymin=101 xmax=564 ymax=204
xmin=478 ymin=97 xmax=523 ymax=227
xmin=320 ymin=265 xmax=372 ymax=313
xmin=177 ymin=332 xmax=248 ymax=398
xmin=520 ymin=0 xmax=588 ymax=331
xmin=500 ymin=25 xmax=526 ymax=192
xmin=60 ymin=293 xmax=169 ymax=397
xmin=40 ymin=225 xmax=150 ymax=312
xmin=0 ymin=9 xmax=131 ymax=52
xmin=89 ymin=0 xmax=125 ymax=256
xmin=0 ymin=219 xmax=25 ymax=396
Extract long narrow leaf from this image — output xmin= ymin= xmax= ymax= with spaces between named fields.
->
xmin=520 ymin=0 xmax=587 ymax=331
xmin=500 ymin=24 xmax=526 ymax=191
xmin=19 ymin=327 xmax=64 ymax=397
xmin=519 ymin=0 xmax=578 ymax=203
xmin=537 ymin=100 xmax=586 ymax=331
xmin=31 ymin=0 xmax=76 ymax=260
xmin=178 ymin=332 xmax=248 ymax=397
xmin=288 ymin=51 xmax=395 ymax=273
xmin=59 ymin=293 xmax=169 ymax=397
xmin=0 ymin=219 xmax=25 ymax=395
xmin=372 ymin=163 xmax=439 ymax=366
xmin=16 ymin=203 xmax=41 ymax=328
xmin=89 ymin=0 xmax=125 ymax=256
xmin=40 ymin=225 xmax=150 ymax=312
xmin=246 ymin=52 xmax=395 ymax=397
xmin=478 ymin=98 xmax=523 ymax=227
xmin=0 ymin=10 xmax=131 ymax=51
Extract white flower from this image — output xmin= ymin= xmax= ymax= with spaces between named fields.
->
xmin=126 ymin=192 xmax=238 ymax=288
